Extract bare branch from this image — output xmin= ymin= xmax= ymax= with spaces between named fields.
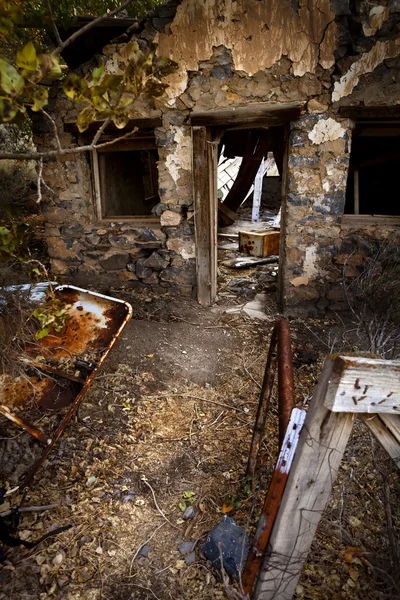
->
xmin=41 ymin=109 xmax=62 ymax=150
xmin=46 ymin=0 xmax=62 ymax=47
xmin=51 ymin=0 xmax=135 ymax=57
xmin=0 ymin=129 xmax=137 ymax=161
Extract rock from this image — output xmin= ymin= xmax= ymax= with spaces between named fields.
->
xmin=307 ymin=98 xmax=329 ymax=113
xmin=143 ymin=252 xmax=169 ymax=270
xmin=100 ymin=250 xmax=130 ymax=271
xmin=185 ymin=551 xmax=196 ymax=566
xmin=50 ymin=259 xmax=70 ymax=275
xmin=137 ymin=229 xmax=159 ymax=242
xmin=87 ymin=234 xmax=100 ymax=246
xmin=61 ymin=224 xmax=83 ymax=238
xmin=202 ymin=516 xmax=249 ymax=578
xmin=140 ymin=545 xmax=151 ymax=558
xmin=47 ymin=237 xmax=77 ymax=260
xmin=178 ymin=541 xmax=195 ymax=555
xmin=109 ymin=234 xmax=136 ymax=249
xmin=182 ymin=506 xmax=195 ymax=520
xmin=127 ymin=262 xmax=136 ymax=273
xmin=166 ymin=239 xmax=195 ymax=259
xmin=142 ymin=271 xmax=160 ymax=285
xmin=228 ymin=278 xmax=257 ymax=294
xmin=160 ymin=210 xmax=182 ymax=227
xmin=151 ymin=202 xmax=168 ymax=216
xmin=136 ymin=258 xmax=153 ymax=279
xmin=210 ymin=66 xmax=233 ymax=80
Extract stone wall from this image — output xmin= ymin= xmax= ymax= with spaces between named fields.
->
xmin=37 ymin=0 xmax=400 ymax=308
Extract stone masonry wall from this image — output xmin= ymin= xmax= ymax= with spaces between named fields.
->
xmin=37 ymin=0 xmax=400 ymax=308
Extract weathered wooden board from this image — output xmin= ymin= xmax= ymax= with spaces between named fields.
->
xmin=254 ymin=359 xmax=355 ymax=600
xmin=362 ymin=414 xmax=400 ymax=470
xmin=193 ymin=126 xmax=218 ymax=306
xmin=324 ymin=355 xmax=400 ymax=414
xmin=190 ymin=102 xmax=303 ymax=127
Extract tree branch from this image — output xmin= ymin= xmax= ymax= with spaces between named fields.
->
xmin=51 ymin=0 xmax=136 ymax=57
xmin=46 ymin=0 xmax=63 ymax=47
xmin=0 ymin=129 xmax=137 ymax=161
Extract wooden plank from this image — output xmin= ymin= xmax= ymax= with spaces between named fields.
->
xmin=252 ymin=158 xmax=264 ymax=223
xmin=242 ymin=408 xmax=306 ymax=596
xmin=341 ymin=214 xmax=400 ymax=227
xmin=190 ymin=102 xmax=303 ymax=127
xmin=255 ymin=358 xmax=355 ymax=600
xmin=362 ymin=414 xmax=400 ymax=470
xmin=193 ymin=126 xmax=218 ymax=306
xmin=91 ymin=149 xmax=102 ymax=221
xmin=339 ymin=106 xmax=400 ymax=119
xmin=380 ymin=414 xmax=400 ymax=445
xmin=324 ymin=355 xmax=400 ymax=414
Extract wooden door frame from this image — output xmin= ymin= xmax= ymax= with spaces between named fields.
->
xmin=191 ymin=103 xmax=303 ymax=306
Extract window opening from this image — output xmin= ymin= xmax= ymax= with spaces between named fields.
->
xmin=345 ymin=123 xmax=400 ymax=216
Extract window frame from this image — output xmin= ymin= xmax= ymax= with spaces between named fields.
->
xmin=91 ymin=137 xmax=161 ymax=225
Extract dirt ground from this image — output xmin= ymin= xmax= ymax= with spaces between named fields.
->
xmin=0 ymin=281 xmax=399 ymax=600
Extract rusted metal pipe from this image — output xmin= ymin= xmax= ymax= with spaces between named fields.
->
xmin=0 ymin=406 xmax=49 ymax=445
xmin=245 ymin=328 xmax=278 ymax=479
xmin=276 ymin=319 xmax=295 ymax=447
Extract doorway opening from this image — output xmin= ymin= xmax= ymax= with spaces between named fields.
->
xmin=216 ymin=126 xmax=285 ymax=303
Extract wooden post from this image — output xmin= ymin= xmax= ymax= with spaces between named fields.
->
xmin=254 ymin=358 xmax=355 ymax=600
xmin=192 ymin=126 xmax=218 ymax=306
xmin=354 ymin=170 xmax=359 ymax=215
xmin=252 ymin=158 xmax=264 ymax=223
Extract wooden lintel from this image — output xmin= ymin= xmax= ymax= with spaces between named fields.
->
xmin=324 ymin=355 xmax=400 ymax=414
xmin=64 ymin=118 xmax=162 ymax=134
xmin=339 ymin=106 xmax=400 ymax=120
xmin=190 ymin=102 xmax=304 ymax=128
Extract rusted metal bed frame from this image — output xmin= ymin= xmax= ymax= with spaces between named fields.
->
xmin=0 ymin=285 xmax=132 ymax=489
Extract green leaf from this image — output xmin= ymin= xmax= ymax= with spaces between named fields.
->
xmin=92 ymin=64 xmax=105 ymax=85
xmin=102 ymin=74 xmax=122 ymax=91
xmin=36 ymin=54 xmax=62 ymax=81
xmin=178 ymin=502 xmax=186 ymax=512
xmin=76 ymin=105 xmax=96 ymax=132
xmin=0 ymin=226 xmax=11 ymax=236
xmin=63 ymin=73 xmax=88 ymax=100
xmin=0 ymin=97 xmax=18 ymax=122
xmin=36 ymin=326 xmax=50 ymax=340
xmin=111 ymin=112 xmax=129 ymax=129
xmin=31 ymin=86 xmax=48 ymax=111
xmin=0 ymin=17 xmax=14 ymax=36
xmin=0 ymin=58 xmax=24 ymax=96
xmin=16 ymin=42 xmax=37 ymax=71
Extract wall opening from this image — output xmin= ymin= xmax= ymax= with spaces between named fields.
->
xmin=92 ymin=133 xmax=160 ymax=222
xmin=345 ymin=122 xmax=400 ymax=217
xmin=216 ymin=126 xmax=284 ymax=299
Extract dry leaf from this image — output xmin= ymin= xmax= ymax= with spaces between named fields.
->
xmin=343 ymin=546 xmax=364 ymax=563
xmin=222 ymin=502 xmax=234 ymax=514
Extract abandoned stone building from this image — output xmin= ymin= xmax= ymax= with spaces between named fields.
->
xmin=37 ymin=0 xmax=400 ymax=314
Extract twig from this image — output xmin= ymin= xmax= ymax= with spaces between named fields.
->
xmin=51 ymin=0 xmax=135 ymax=56
xmin=148 ymin=393 xmax=252 ymax=415
xmin=0 ymin=503 xmax=58 ymax=518
xmin=46 ymin=0 xmax=62 ymax=47
xmin=37 ymin=158 xmax=43 ymax=203
xmin=140 ymin=475 xmax=179 ymax=530
xmin=0 ymin=129 xmax=137 ymax=161
xmin=41 ymin=110 xmax=62 ymax=150
xmin=128 ymin=522 xmax=166 ymax=575
xmin=130 ymin=584 xmax=161 ymax=600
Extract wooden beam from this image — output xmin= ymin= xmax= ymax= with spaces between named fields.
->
xmin=362 ymin=414 xmax=400 ymax=470
xmin=324 ymin=355 xmax=400 ymax=414
xmin=192 ymin=126 xmax=218 ymax=306
xmin=339 ymin=106 xmax=400 ymax=119
xmin=254 ymin=358 xmax=355 ymax=599
xmin=190 ymin=102 xmax=303 ymax=128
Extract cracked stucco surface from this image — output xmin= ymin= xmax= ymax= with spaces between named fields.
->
xmin=332 ymin=37 xmax=400 ymax=102
xmin=157 ymin=0 xmax=336 ymax=100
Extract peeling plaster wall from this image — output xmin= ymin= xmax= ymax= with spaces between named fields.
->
xmin=38 ymin=0 xmax=400 ymax=309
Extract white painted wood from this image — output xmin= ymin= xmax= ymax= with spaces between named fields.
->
xmin=254 ymin=359 xmax=355 ymax=600
xmin=252 ymin=158 xmax=264 ymax=223
xmin=362 ymin=414 xmax=400 ymax=470
xmin=276 ymin=408 xmax=306 ymax=474
xmin=324 ymin=355 xmax=400 ymax=414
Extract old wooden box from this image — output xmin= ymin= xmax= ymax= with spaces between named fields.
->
xmin=239 ymin=230 xmax=280 ymax=257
